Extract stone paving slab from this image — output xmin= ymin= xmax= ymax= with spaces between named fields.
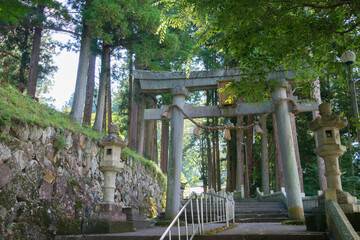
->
xmin=215 ymin=222 xmax=318 ymax=235
xmin=56 ymin=222 xmax=326 ymax=240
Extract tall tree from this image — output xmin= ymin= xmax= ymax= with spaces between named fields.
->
xmin=26 ymin=5 xmax=45 ymax=98
xmin=70 ymin=20 xmax=91 ymax=123
xmin=83 ymin=49 xmax=96 ymax=125
xmin=93 ymin=43 xmax=110 ymax=132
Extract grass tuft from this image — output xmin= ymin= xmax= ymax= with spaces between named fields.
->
xmin=0 ymin=84 xmax=101 ymax=140
xmin=281 ymin=220 xmax=305 ymax=225
xmin=203 ymin=223 xmax=237 ymax=235
xmin=155 ymin=220 xmax=186 ymax=227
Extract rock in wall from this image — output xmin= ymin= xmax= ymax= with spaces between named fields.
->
xmin=0 ymin=123 xmax=165 ymax=239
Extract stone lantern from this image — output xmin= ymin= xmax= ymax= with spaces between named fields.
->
xmin=308 ymin=103 xmax=347 ymax=191
xmin=83 ymin=123 xmax=133 ymax=234
xmin=98 ymin=123 xmax=127 ymax=202
xmin=308 ymin=103 xmax=359 ymax=213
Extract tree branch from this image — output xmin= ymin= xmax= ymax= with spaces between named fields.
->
xmin=0 ymin=51 xmax=21 ymax=60
xmin=302 ymin=1 xmax=351 ymax=9
xmin=333 ymin=20 xmax=360 ymax=34
xmin=0 ymin=23 xmax=79 ymax=36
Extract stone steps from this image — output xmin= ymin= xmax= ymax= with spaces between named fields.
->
xmin=235 ymin=199 xmax=290 ymax=223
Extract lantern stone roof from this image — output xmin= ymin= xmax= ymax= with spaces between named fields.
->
xmin=308 ymin=103 xmax=347 ymax=131
xmin=98 ymin=123 xmax=128 ymax=147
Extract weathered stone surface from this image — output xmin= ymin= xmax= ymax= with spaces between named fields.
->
xmin=91 ymin=203 xmax=126 ymax=221
xmin=45 ymin=144 xmax=55 ymax=162
xmin=34 ymin=141 xmax=45 ymax=163
xmin=25 ymin=160 xmax=44 ymax=188
xmin=20 ymin=141 xmax=34 ymax=160
xmin=79 ymin=135 xmax=87 ymax=149
xmin=72 ymin=132 xmax=80 ymax=152
xmin=11 ymin=124 xmax=30 ymax=141
xmin=82 ymin=220 xmax=133 ymax=234
xmin=0 ymin=204 xmax=7 ymax=220
xmin=0 ymin=124 xmax=10 ymax=135
xmin=8 ymin=173 xmax=38 ymax=201
xmin=44 ymin=169 xmax=56 ymax=183
xmin=0 ymin=124 xmax=165 ymax=239
xmin=7 ymin=150 xmax=29 ymax=173
xmin=41 ymin=127 xmax=55 ymax=145
xmin=28 ymin=125 xmax=43 ymax=141
xmin=63 ymin=130 xmax=73 ymax=150
xmin=0 ymin=141 xmax=12 ymax=163
xmin=0 ymin=163 xmax=12 ymax=189
xmin=39 ymin=180 xmax=53 ymax=199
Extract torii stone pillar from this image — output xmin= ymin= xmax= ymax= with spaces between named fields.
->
xmin=272 ymin=80 xmax=305 ymax=220
xmin=165 ymin=87 xmax=189 ymax=219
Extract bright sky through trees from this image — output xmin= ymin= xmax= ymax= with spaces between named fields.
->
xmin=44 ymin=33 xmax=78 ymax=109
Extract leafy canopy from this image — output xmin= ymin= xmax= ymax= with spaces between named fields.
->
xmin=156 ymin=0 xmax=360 ymax=102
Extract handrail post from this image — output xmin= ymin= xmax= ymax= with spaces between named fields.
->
xmin=225 ymin=199 xmax=229 ymax=227
xmin=196 ymin=196 xmax=201 ymax=234
xmin=222 ymin=198 xmax=225 ymax=221
xmin=201 ymin=194 xmax=204 ymax=232
xmin=216 ymin=196 xmax=219 ymax=222
xmin=184 ymin=208 xmax=188 ymax=240
xmin=232 ymin=199 xmax=235 ymax=223
xmin=205 ymin=194 xmax=208 ymax=223
xmin=190 ymin=197 xmax=194 ymax=235
xmin=159 ymin=192 xmax=235 ymax=240
xmin=209 ymin=195 xmax=212 ymax=222
xmin=177 ymin=218 xmax=181 ymax=240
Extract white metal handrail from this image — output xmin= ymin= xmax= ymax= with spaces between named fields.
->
xmin=159 ymin=190 xmax=235 ymax=240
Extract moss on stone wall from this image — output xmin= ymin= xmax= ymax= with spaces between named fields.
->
xmin=122 ymin=148 xmax=167 ymax=188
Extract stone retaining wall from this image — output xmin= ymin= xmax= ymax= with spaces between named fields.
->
xmin=0 ymin=123 xmax=165 ymax=239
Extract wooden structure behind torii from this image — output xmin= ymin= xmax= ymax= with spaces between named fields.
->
xmin=134 ymin=69 xmax=319 ymax=220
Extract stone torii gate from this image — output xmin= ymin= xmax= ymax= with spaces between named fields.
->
xmin=134 ymin=69 xmax=319 ymax=220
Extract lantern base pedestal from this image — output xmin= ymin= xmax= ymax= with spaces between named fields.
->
xmin=336 ymin=190 xmax=360 ymax=213
xmin=316 ymin=190 xmax=359 ymax=213
xmin=82 ymin=203 xmax=133 ymax=234
xmin=306 ymin=189 xmax=360 ymax=232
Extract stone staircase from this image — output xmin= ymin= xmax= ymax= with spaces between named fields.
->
xmin=235 ymin=198 xmax=290 ymax=223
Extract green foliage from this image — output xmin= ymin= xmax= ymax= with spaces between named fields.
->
xmin=53 ymin=134 xmax=68 ymax=151
xmin=156 ymin=0 xmax=360 ymax=102
xmin=0 ymin=0 xmax=57 ymax=24
xmin=0 ymin=84 xmax=101 ymax=139
xmin=0 ymin=135 xmax=10 ymax=141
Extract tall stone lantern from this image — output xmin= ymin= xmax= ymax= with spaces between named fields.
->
xmin=308 ymin=103 xmax=359 ymax=213
xmin=83 ymin=123 xmax=133 ymax=234
xmin=98 ymin=123 xmax=127 ymax=202
xmin=308 ymin=103 xmax=347 ymax=191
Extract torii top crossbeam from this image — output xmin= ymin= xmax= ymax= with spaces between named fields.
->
xmin=133 ymin=69 xmax=318 ymax=120
xmin=134 ymin=69 xmax=296 ymax=94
